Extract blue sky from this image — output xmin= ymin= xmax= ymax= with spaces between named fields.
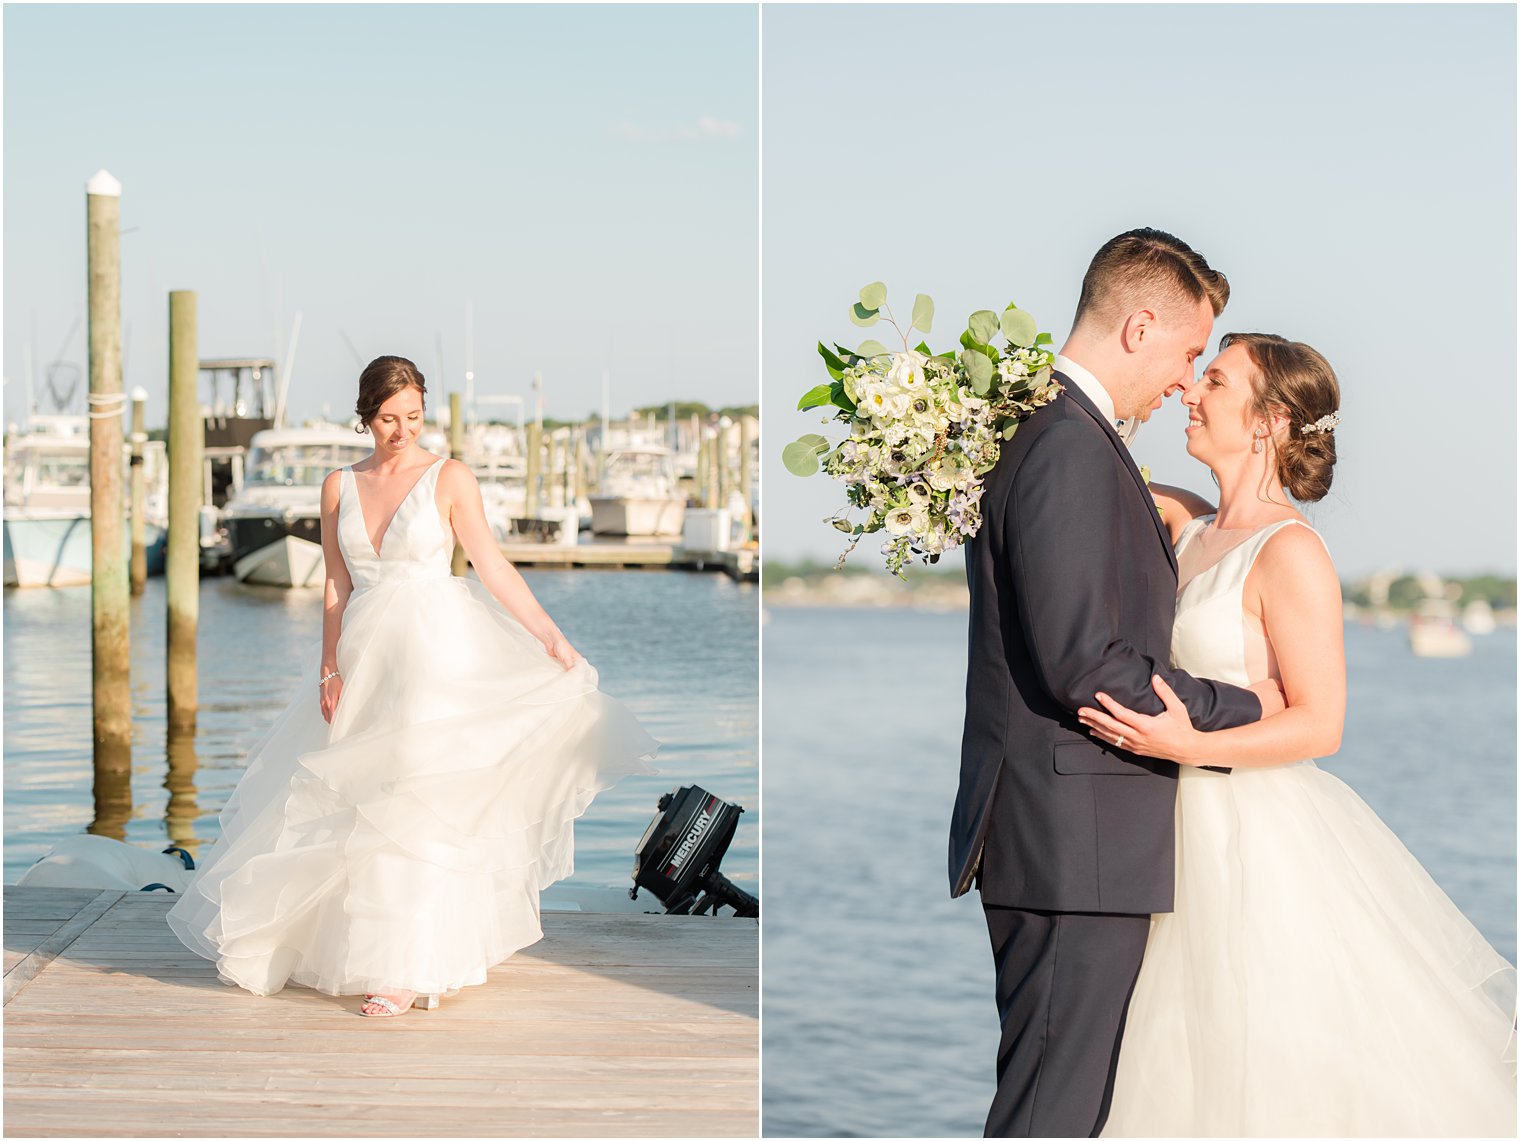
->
xmin=762 ymin=3 xmax=1516 ymax=579
xmin=4 ymin=4 xmax=758 ymax=426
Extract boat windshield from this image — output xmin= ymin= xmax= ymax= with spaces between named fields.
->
xmin=245 ymin=443 xmax=372 ymax=487
xmin=31 ymin=453 xmax=90 ymax=487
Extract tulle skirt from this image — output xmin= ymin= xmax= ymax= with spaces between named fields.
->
xmin=166 ymin=574 xmax=657 ymax=998
xmin=1104 ymin=762 xmax=1516 ymax=1138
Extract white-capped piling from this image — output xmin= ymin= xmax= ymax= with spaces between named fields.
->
xmin=86 ymin=170 xmax=131 ymax=776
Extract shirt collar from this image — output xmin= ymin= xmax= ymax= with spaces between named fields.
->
xmin=1053 ymin=354 xmax=1117 ymax=425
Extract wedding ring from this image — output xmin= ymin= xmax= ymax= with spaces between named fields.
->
xmin=1116 ymin=735 xmax=1126 ymax=750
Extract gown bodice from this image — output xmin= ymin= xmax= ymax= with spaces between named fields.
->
xmin=337 ymin=457 xmax=452 ymax=590
xmin=1169 ymin=514 xmax=1313 ymax=688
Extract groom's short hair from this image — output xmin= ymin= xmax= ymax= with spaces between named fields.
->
xmin=1073 ymin=228 xmax=1230 ymax=333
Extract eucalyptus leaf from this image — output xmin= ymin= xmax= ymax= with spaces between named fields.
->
xmin=797 ymin=384 xmax=834 ymax=411
xmin=1001 ymin=308 xmax=1038 ymax=348
xmin=911 ymin=294 xmax=935 ymax=334
xmin=968 ymin=310 xmax=999 ymax=345
xmin=859 ymin=281 xmax=888 ymax=310
xmin=962 ymin=350 xmax=995 ymax=395
xmin=1002 ymin=421 xmax=1020 ymax=440
xmin=782 ymin=440 xmax=822 ymax=477
xmin=857 ymin=339 xmax=890 ymax=358
xmin=850 ymin=303 xmax=880 ymax=327
xmin=798 ymin=433 xmax=831 ymax=454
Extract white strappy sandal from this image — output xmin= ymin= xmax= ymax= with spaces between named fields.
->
xmin=360 ymin=991 xmax=440 ymax=1017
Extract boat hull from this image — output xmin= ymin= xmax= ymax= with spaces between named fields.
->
xmin=588 ymin=496 xmax=687 ymax=537
xmin=227 ymin=515 xmax=324 ymax=588
xmin=4 ymin=515 xmax=167 ymax=587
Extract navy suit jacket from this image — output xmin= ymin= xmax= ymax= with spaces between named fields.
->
xmin=948 ymin=375 xmax=1262 ymax=913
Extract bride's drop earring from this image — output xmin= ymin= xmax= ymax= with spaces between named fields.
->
xmin=1252 ymin=432 xmax=1264 ymax=455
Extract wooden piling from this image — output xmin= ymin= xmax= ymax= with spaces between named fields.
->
xmin=738 ymin=414 xmax=754 ymax=542
xmin=167 ymin=291 xmax=200 ymax=733
xmin=128 ymin=388 xmax=147 ymax=594
xmin=449 ymin=392 xmax=467 ymax=577
xmin=525 ymin=422 xmax=542 ymax=518
xmin=86 ymin=171 xmax=131 ymax=775
xmin=573 ymin=427 xmax=587 ymax=502
xmin=706 ymin=431 xmax=721 ymax=510
xmin=546 ymin=430 xmax=563 ymax=508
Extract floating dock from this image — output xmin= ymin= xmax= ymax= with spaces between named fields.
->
xmin=499 ymin=540 xmax=757 ymax=580
xmin=4 ymin=887 xmax=757 ymax=1137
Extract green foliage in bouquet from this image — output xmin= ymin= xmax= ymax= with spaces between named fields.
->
xmin=785 ymin=284 xmax=1062 ymax=576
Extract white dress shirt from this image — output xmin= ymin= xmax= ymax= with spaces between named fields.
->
xmin=1053 ymin=353 xmax=1139 ymax=447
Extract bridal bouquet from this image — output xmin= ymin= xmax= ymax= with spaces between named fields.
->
xmin=784 ymin=283 xmax=1062 ymax=576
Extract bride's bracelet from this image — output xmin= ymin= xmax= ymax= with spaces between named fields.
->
xmin=318 ymin=670 xmax=341 ymax=689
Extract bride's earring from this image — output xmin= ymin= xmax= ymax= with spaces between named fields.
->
xmin=1252 ymin=433 xmax=1264 ymax=454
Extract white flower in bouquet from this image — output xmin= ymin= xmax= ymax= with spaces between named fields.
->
xmin=887 ymin=350 xmax=930 ymax=393
xmin=884 ymin=505 xmax=927 ymax=536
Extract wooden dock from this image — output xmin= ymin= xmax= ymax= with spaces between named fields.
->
xmin=4 ymin=887 xmax=757 ymax=1137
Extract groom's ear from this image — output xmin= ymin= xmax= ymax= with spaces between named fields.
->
xmin=1122 ymin=307 xmax=1158 ymax=352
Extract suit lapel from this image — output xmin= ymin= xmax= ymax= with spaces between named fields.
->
xmin=1055 ymin=374 xmax=1178 ymax=575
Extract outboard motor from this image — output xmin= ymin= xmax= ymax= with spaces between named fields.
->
xmin=630 ymin=785 xmax=757 ymax=917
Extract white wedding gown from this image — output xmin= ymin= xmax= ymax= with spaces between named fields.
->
xmin=167 ymin=457 xmax=656 ymax=997
xmin=1104 ymin=517 xmax=1516 ymax=1137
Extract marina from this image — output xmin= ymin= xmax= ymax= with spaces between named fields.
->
xmin=4 ymin=887 xmax=758 ymax=1138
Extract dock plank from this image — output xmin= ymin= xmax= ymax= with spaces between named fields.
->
xmin=3 ymin=888 xmax=756 ymax=1137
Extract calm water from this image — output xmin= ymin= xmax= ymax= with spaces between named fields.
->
xmin=761 ymin=607 xmax=1517 ymax=1138
xmin=3 ymin=571 xmax=757 ymax=894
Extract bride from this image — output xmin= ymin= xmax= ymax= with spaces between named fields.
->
xmin=1075 ymin=333 xmax=1515 ymax=1135
xmin=167 ymin=355 xmax=656 ymax=1018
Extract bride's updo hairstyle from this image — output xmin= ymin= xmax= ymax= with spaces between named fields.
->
xmin=1221 ymin=332 xmax=1340 ymax=503
xmin=355 ymin=356 xmax=427 ymax=432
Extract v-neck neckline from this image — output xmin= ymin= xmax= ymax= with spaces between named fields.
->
xmin=348 ymin=458 xmax=441 ymax=559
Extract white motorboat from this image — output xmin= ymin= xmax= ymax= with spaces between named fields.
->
xmin=589 ymin=447 xmax=688 ymax=537
xmin=1408 ymin=599 xmax=1472 ymax=658
xmin=223 ymin=428 xmax=371 ymax=587
xmin=3 ymin=414 xmax=167 ymax=587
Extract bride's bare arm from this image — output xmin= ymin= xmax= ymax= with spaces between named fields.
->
xmin=319 ymin=471 xmax=355 ymax=723
xmin=1078 ymin=525 xmax=1345 ymax=766
xmin=1147 ymin=481 xmax=1215 ymax=547
xmin=438 ymin=459 xmax=581 ymax=669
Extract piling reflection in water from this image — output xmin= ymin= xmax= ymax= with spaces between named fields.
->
xmin=164 ymin=729 xmax=200 ymax=860
xmin=88 ymin=743 xmax=132 ymax=841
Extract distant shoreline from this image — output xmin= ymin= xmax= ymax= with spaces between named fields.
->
xmin=764 ymin=566 xmax=1518 ymax=622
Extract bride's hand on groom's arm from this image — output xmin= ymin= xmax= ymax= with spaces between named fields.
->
xmin=1249 ymin=678 xmax=1286 ymax=717
xmin=1078 ymin=675 xmax=1207 ymax=765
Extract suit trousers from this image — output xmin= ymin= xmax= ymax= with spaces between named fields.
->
xmin=981 ymin=905 xmax=1151 ymax=1137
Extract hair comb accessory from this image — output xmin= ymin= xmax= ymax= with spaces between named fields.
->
xmin=1299 ymin=412 xmax=1340 ymax=436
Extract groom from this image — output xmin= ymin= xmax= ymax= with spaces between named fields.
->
xmin=950 ymin=228 xmax=1279 ymax=1137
